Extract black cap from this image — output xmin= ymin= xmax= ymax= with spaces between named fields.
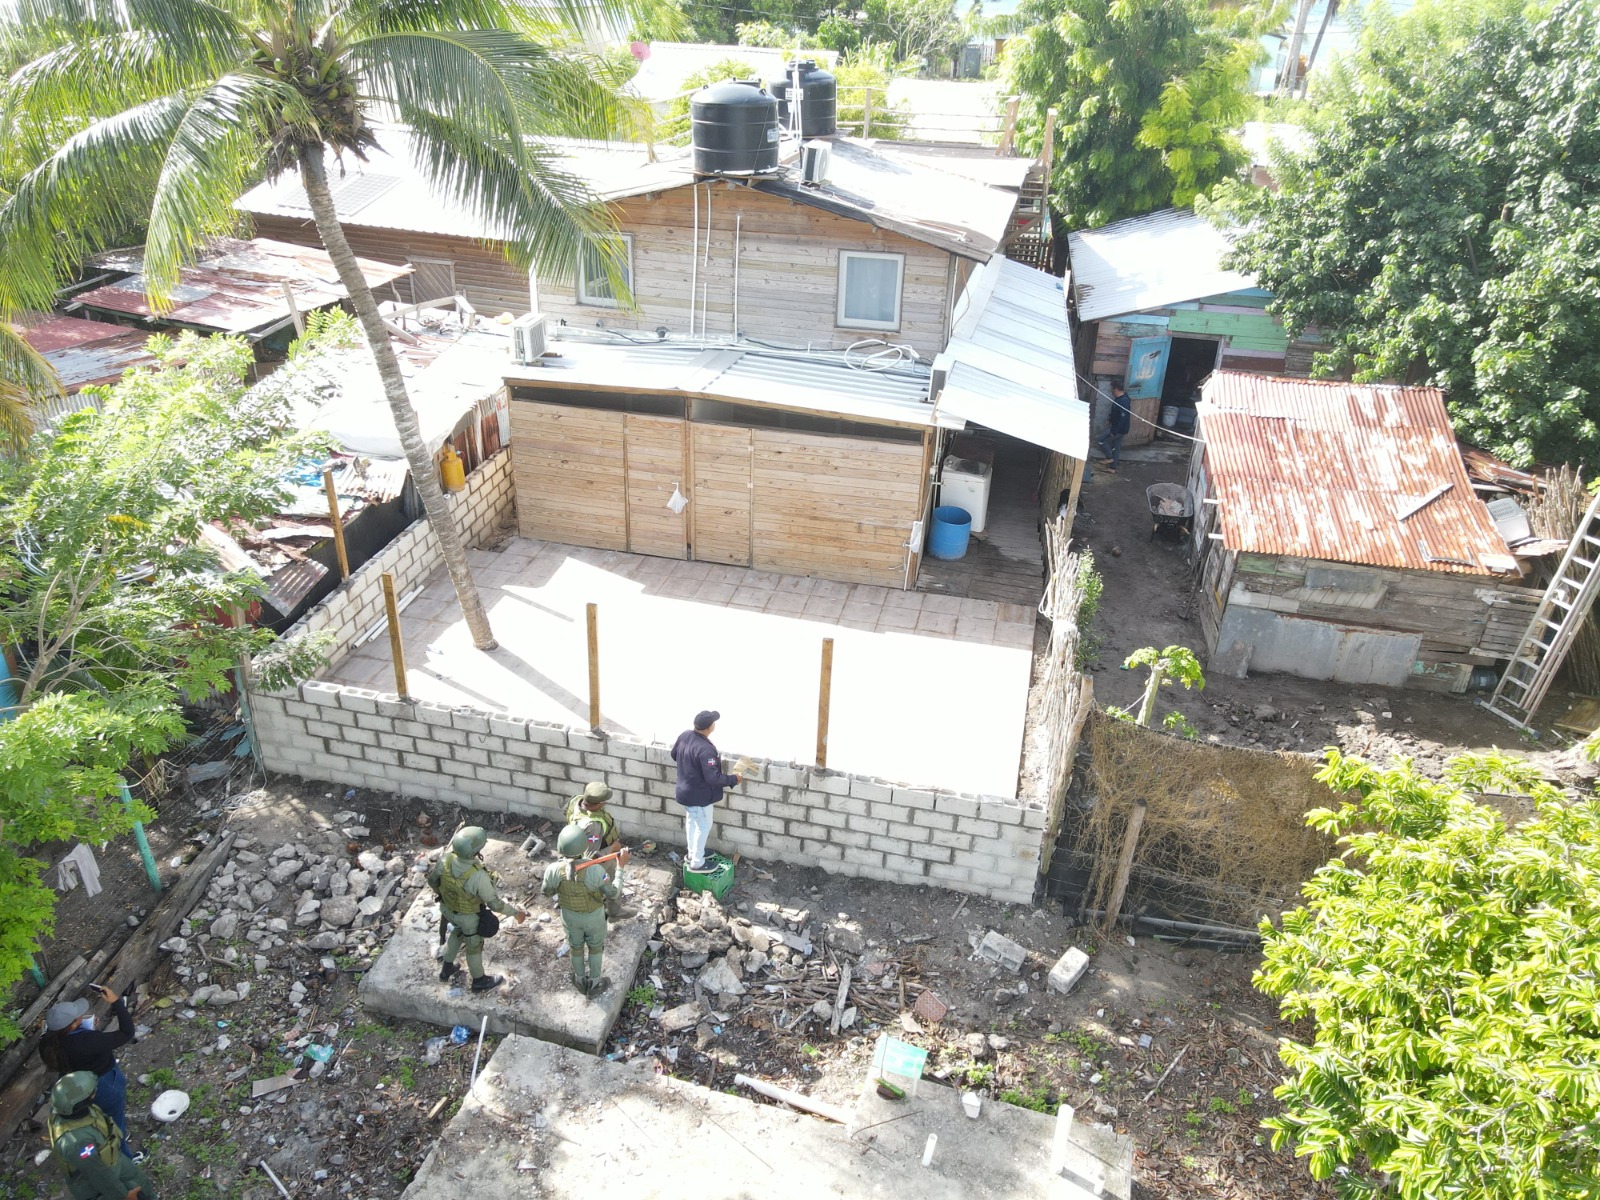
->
xmin=694 ymin=709 xmax=720 ymax=730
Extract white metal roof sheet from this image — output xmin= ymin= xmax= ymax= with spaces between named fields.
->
xmin=932 ymin=257 xmax=1089 ymax=456
xmin=510 ymin=336 xmax=938 ymax=427
xmin=1067 ymin=208 xmax=1257 ymax=322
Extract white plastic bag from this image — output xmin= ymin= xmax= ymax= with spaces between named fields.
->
xmin=666 ymin=484 xmax=689 ymax=514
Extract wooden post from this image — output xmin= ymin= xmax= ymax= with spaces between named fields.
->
xmin=281 ymin=282 xmax=305 ymax=338
xmin=1041 ymin=106 xmax=1058 ymax=176
xmin=382 ymin=572 xmax=409 ymax=699
xmin=815 ymin=637 xmax=835 ymax=767
xmin=862 ymin=89 xmax=873 ymax=139
xmin=323 ymin=469 xmax=351 ymax=580
xmin=998 ymin=96 xmax=1020 ymax=156
xmin=586 ymin=602 xmax=601 ymax=732
xmin=1102 ymin=800 xmax=1147 ymax=932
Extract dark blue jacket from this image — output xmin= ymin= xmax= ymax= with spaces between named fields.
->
xmin=672 ymin=729 xmax=738 ymax=807
xmin=1108 ymin=389 xmax=1131 ymax=435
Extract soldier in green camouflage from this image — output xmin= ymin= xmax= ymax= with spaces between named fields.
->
xmin=428 ymin=827 xmax=526 ymax=993
xmin=542 ymin=822 xmax=627 ymax=997
xmin=46 ymin=1072 xmax=158 ymax=1200
xmin=565 ymin=780 xmax=628 ymax=918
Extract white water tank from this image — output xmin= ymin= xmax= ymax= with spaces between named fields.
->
xmin=940 ymin=457 xmax=992 ymax=534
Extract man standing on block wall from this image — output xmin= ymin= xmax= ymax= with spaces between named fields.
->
xmin=671 ymin=709 xmax=740 ymax=872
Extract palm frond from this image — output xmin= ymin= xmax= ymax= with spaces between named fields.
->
xmin=5 ymin=32 xmax=240 ymax=131
xmin=6 ymin=0 xmax=244 ymax=65
xmin=143 ymin=75 xmax=304 ymax=300
xmin=341 ymin=0 xmax=660 ymax=45
xmin=346 ymin=29 xmax=538 ymax=145
xmin=403 ymin=109 xmax=621 ymax=295
xmin=0 ymin=323 xmax=57 ymax=453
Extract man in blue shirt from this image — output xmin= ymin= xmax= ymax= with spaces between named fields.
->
xmin=671 ymin=709 xmax=741 ymax=872
xmin=1096 ymin=380 xmax=1132 ymax=471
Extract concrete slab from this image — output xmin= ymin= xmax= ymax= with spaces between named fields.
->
xmin=358 ymin=839 xmax=674 ymax=1053
xmin=325 ymin=538 xmax=1033 ymax=796
xmin=400 ymin=1033 xmax=1134 ymax=1200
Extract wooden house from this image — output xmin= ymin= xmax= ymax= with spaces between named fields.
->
xmin=1066 ymin=209 xmax=1325 ymax=446
xmin=1188 ymin=372 xmax=1543 ymax=692
xmin=238 ymin=132 xmax=1090 ymax=591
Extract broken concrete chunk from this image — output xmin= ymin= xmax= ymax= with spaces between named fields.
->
xmin=209 ymin=912 xmax=240 ymax=940
xmin=977 ymin=930 xmax=1027 ymax=973
xmin=698 ymin=957 xmax=747 ymax=996
xmin=1047 ymin=946 xmax=1091 ymax=995
xmin=320 ymin=896 xmax=359 ymax=928
xmin=657 ymin=1002 xmax=704 ymax=1033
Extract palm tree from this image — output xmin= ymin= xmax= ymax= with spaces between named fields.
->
xmin=0 ymin=0 xmax=639 ymax=648
xmin=0 ymin=324 xmax=53 ymax=452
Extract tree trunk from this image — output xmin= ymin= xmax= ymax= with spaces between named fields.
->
xmin=1135 ymin=663 xmax=1165 ymax=728
xmin=1279 ymin=0 xmax=1316 ymax=97
xmin=298 ymin=145 xmax=497 ymax=651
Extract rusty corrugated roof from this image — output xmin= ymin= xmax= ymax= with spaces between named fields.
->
xmin=1198 ymin=372 xmax=1519 ymax=575
xmin=75 ymin=237 xmax=410 ymax=338
xmin=13 ymin=312 xmax=163 ymax=394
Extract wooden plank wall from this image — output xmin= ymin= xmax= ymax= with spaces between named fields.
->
xmin=533 ymin=185 xmax=959 ymax=360
xmin=249 ymin=215 xmax=533 ymax=316
xmin=1226 ymin=553 xmax=1543 ymax=691
xmin=691 ymin=424 xmax=754 ymax=566
xmin=751 ymin=429 xmax=924 ymax=587
xmin=509 ymin=402 xmax=627 ymax=549
xmin=624 ymin=414 xmax=687 ymax=559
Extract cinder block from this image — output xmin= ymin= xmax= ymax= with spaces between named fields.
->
xmin=929 ymin=828 xmax=968 ymax=851
xmin=544 ymin=747 xmax=581 ymax=766
xmin=875 ymin=836 xmax=912 ymax=859
xmin=934 ymin=793 xmax=982 ymax=820
xmin=738 ymin=780 xmax=785 ymax=802
xmin=787 ymin=821 xmax=831 ymax=843
xmin=761 ymin=833 xmax=804 ymax=857
xmin=977 ymin=930 xmax=1028 ymax=973
xmin=928 ymin=862 xmax=972 ymax=885
xmin=809 ymin=809 xmax=848 ymax=830
xmin=846 ymin=814 xmax=889 ymax=837
xmin=415 ymin=700 xmax=456 ymax=727
xmin=376 ymin=697 xmax=415 ymax=719
xmin=352 ymin=712 xmax=389 ymax=731
xmin=526 ymin=721 xmax=570 ymax=747
xmin=441 ymin=760 xmax=477 ymax=780
xmin=609 ymin=739 xmax=650 ymax=763
xmin=881 ymin=853 xmax=928 ymax=879
xmin=745 ymin=813 xmax=785 ymax=836
xmin=831 ymin=828 xmax=871 ymax=850
xmin=475 ymin=766 xmax=513 ymax=786
xmin=402 ymin=752 xmax=440 ymax=773
xmin=454 ymin=746 xmax=490 ymax=767
xmin=451 ymin=708 xmax=491 ymax=734
xmin=917 ymin=843 xmax=954 ymax=865
xmin=765 ymin=800 xmax=811 ymax=824
xmin=303 ymin=680 xmax=343 ymax=705
xmin=364 ymin=746 xmax=400 ymax=767
xmin=809 ymin=773 xmax=851 ymax=797
xmin=841 ymin=846 xmax=884 ymax=869
xmin=1048 ymin=947 xmax=1091 ymax=995
xmin=800 ymin=839 xmax=845 ymax=863
xmin=763 ymin=763 xmax=808 ymax=789
xmin=886 ymin=821 xmax=926 ymax=845
xmin=431 ymin=726 xmax=468 ymax=747
xmin=285 ymin=700 xmax=319 ymax=722
xmin=336 ymin=689 xmax=378 ymax=714
xmin=849 ymin=778 xmax=894 ymax=803
xmin=567 ymin=729 xmax=607 ymax=755
xmin=913 ymin=809 xmax=957 ymax=832
xmin=956 ymin=817 xmax=1002 ymax=839
xmin=966 ymin=867 xmax=1024 ymax=892
xmin=891 ymin=787 xmax=937 ymax=812
xmin=376 ymin=732 xmax=415 ymax=754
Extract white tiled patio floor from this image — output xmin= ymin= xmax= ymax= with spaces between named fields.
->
xmin=328 ymin=540 xmax=1037 ymax=796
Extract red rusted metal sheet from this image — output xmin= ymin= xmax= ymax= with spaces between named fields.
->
xmin=1197 ymin=371 xmax=1517 ymax=575
xmin=75 ymin=238 xmax=409 ymax=338
xmin=13 ymin=312 xmax=162 ymax=393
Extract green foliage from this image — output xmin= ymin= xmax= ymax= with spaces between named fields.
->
xmin=735 ymin=20 xmax=824 ymax=51
xmin=857 ymin=0 xmax=967 ymax=71
xmin=1072 ymin=551 xmax=1103 ymax=667
xmin=998 ymin=1085 xmax=1056 ymax=1112
xmin=834 ymin=49 xmax=911 ymax=140
xmin=0 ymin=330 xmax=338 ymax=1043
xmin=1255 ymin=748 xmax=1600 ymax=1198
xmin=1123 ymin=644 xmax=1205 ymax=728
xmin=962 ymin=1061 xmax=994 ymax=1088
xmin=678 ymin=0 xmax=833 ymax=46
xmin=1161 ymin=710 xmax=1199 ymax=740
xmin=1002 ymin=0 xmax=1278 ymax=227
xmin=660 ymin=58 xmax=759 ymax=141
xmin=1213 ymin=0 xmax=1600 ymax=467
xmin=626 ymin=982 xmax=657 ymax=1006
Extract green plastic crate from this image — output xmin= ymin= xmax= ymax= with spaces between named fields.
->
xmin=683 ymin=853 xmax=735 ymax=899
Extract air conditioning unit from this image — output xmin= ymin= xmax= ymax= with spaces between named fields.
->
xmin=800 ymin=140 xmax=831 ymax=187
xmin=511 ymin=313 xmax=548 ymax=365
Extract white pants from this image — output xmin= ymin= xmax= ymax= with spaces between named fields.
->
xmin=683 ymin=804 xmax=713 ymax=867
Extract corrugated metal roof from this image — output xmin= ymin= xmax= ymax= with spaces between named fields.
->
xmin=13 ymin=312 xmax=162 ymax=393
xmin=76 ymin=238 xmax=410 ymax=337
xmin=1198 ymin=372 xmax=1518 ymax=575
xmin=237 ymin=128 xmax=1018 ymax=262
xmin=1068 ymin=208 xmax=1257 ymax=323
xmin=512 ymin=334 xmax=939 ymax=427
xmin=932 ymin=258 xmax=1089 ymax=457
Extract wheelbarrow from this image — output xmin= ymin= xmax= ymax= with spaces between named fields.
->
xmin=1146 ymin=482 xmax=1193 ymax=541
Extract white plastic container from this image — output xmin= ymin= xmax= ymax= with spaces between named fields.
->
xmin=962 ymin=1091 xmax=982 ymax=1119
xmin=940 ymin=457 xmax=992 ymax=534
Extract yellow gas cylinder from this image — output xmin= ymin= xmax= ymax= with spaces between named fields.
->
xmin=439 ymin=446 xmax=466 ymax=492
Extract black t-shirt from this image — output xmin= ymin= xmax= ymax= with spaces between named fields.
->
xmin=45 ymin=997 xmax=133 ymax=1076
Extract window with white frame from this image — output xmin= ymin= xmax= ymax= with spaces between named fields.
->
xmin=577 ymin=234 xmax=633 ymax=307
xmin=836 ymin=250 xmax=904 ymax=330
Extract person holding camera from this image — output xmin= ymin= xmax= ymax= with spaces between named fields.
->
xmin=40 ymin=984 xmax=137 ymax=1159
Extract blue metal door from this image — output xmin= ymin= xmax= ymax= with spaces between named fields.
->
xmin=1125 ymin=335 xmax=1171 ymax=400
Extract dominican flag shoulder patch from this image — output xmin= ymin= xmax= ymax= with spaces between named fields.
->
xmin=78 ymin=1142 xmax=97 ymax=1158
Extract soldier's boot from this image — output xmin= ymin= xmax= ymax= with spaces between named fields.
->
xmin=586 ymin=949 xmax=605 ymax=996
xmin=570 ymin=969 xmax=588 ymax=994
xmin=588 ymin=976 xmax=613 ymax=997
xmin=471 ymin=974 xmax=504 ymax=992
xmin=439 ymin=962 xmax=460 ymax=983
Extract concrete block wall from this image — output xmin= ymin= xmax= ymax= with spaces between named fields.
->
xmin=248 ymin=681 xmax=1047 ymax=904
xmin=247 ymin=446 xmax=1047 ymax=903
xmin=284 ymin=452 xmax=515 ymax=668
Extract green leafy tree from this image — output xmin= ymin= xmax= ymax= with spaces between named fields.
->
xmin=1213 ymin=0 xmax=1600 ymax=467
xmin=1109 ymin=644 xmax=1204 ymax=728
xmin=0 ymin=329 xmax=340 ymax=1042
xmin=1002 ymin=0 xmax=1277 ymax=228
xmin=661 ymin=57 xmax=758 ymax=140
xmin=0 ymin=0 xmax=645 ymax=651
xmin=835 ymin=45 xmax=911 ymax=139
xmin=1257 ymin=748 xmax=1600 ymax=1198
xmin=859 ymin=0 xmax=967 ymax=71
xmin=679 ymin=0 xmax=832 ymax=46
xmin=735 ymin=20 xmax=824 ymax=50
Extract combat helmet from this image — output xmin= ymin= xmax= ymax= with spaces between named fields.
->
xmin=556 ymin=821 xmax=598 ymax=859
xmin=451 ymin=826 xmax=488 ymax=858
xmin=51 ymin=1072 xmax=97 ymax=1117
xmin=579 ymin=780 xmax=612 ymax=807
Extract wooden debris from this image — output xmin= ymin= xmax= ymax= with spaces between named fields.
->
xmin=251 ymin=1074 xmax=303 ymax=1098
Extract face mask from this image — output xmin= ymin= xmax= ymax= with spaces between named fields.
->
xmin=79 ymin=1017 xmax=95 ymax=1031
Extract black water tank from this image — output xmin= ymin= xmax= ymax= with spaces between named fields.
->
xmin=770 ymin=60 xmax=838 ymax=138
xmin=690 ymin=80 xmax=780 ymax=176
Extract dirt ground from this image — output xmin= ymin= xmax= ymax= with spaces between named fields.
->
xmin=1071 ymin=446 xmax=1597 ymax=788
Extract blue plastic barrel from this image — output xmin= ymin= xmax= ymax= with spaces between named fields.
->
xmin=928 ymin=506 xmax=973 ymax=560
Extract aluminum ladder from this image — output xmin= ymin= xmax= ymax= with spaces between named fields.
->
xmin=1487 ymin=488 xmax=1600 ymax=727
